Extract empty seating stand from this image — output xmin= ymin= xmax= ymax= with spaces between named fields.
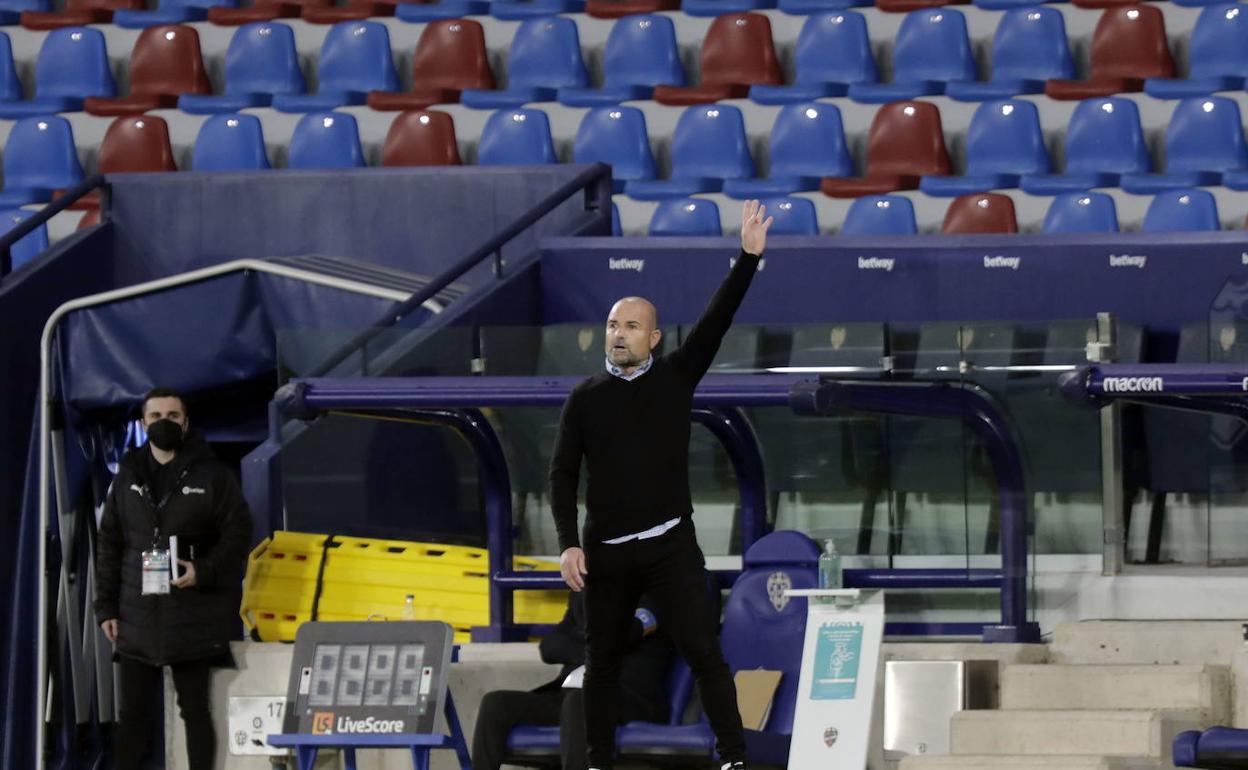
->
xmin=625 ymin=104 xmax=753 ymax=199
xmin=368 ymin=18 xmax=494 ymax=111
xmin=381 ymin=110 xmax=462 ymax=166
xmin=1141 ymin=189 xmax=1221 ymax=231
xmin=21 ymin=0 xmax=142 ymax=29
xmin=573 ymin=106 xmax=657 ymax=191
xmin=178 ymin=21 xmax=305 ymax=113
xmin=945 ymin=6 xmax=1073 ymax=101
xmin=648 ymin=198 xmax=723 ymax=235
xmin=0 ymin=115 xmax=83 ymax=206
xmin=723 ymin=102 xmax=853 ymax=197
xmin=1041 ymin=192 xmax=1120 ymax=233
xmin=460 ymin=16 xmax=587 ymax=108
xmin=920 ymin=99 xmax=1049 ymax=196
xmin=271 ymin=20 xmax=398 ymax=112
xmin=85 ymin=24 xmax=210 ymax=115
xmin=192 ymin=113 xmax=270 ymax=170
xmin=73 ymin=114 xmax=176 ymax=209
xmin=476 ymin=108 xmax=557 ymax=165
xmin=0 ymin=26 xmax=114 ymax=117
xmin=287 ymin=111 xmax=366 ymax=168
xmin=1120 ymin=97 xmax=1248 ymax=194
xmin=821 ymin=101 xmax=951 ymax=196
xmin=557 ymin=14 xmax=685 ymax=106
xmin=847 ymin=8 xmax=975 ymax=103
xmin=1146 ymin=3 xmax=1248 ymax=99
xmin=941 ymin=192 xmax=1019 ymax=233
xmin=652 ymin=12 xmax=781 ymax=105
xmin=1021 ymin=97 xmax=1150 ymax=194
xmin=749 ymin=11 xmax=876 ymax=104
xmin=841 ymin=194 xmax=918 ymax=234
xmin=1045 ymin=5 xmax=1174 ymax=99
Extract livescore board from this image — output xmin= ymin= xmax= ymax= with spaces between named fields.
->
xmin=281 ymin=621 xmax=454 ymax=737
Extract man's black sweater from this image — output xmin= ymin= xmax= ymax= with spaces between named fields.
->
xmin=549 ymin=249 xmax=761 ymax=553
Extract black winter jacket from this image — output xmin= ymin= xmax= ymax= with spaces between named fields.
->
xmin=94 ymin=434 xmax=253 ymax=666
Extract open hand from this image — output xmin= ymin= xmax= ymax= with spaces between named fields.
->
xmin=560 ymin=547 xmax=588 ymax=591
xmin=741 ymin=199 xmax=774 ymax=256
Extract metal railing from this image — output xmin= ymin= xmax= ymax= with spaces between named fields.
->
xmin=0 ymin=174 xmax=105 ymax=278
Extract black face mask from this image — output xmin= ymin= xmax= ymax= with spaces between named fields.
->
xmin=147 ymin=419 xmax=186 ymax=452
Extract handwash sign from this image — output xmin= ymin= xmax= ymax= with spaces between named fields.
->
xmin=810 ymin=621 xmax=863 ymax=700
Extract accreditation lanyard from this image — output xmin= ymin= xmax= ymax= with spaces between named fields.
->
xmin=140 ymin=469 xmax=188 ymax=596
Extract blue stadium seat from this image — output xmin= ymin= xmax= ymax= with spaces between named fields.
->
xmin=0 ymin=0 xmax=47 ymax=24
xmin=1141 ymin=189 xmax=1221 ymax=232
xmin=611 ymin=201 xmax=622 ymax=235
xmin=1 ymin=208 xmax=49 ymax=272
xmin=946 ymin=8 xmax=1073 ymax=101
xmin=778 ymin=0 xmax=869 ymax=13
xmin=625 ymin=105 xmax=753 ymax=200
xmin=1041 ymin=192 xmax=1119 ymax=233
xmin=270 ymin=21 xmax=398 ymax=113
xmin=557 ymin=14 xmax=684 ymax=107
xmin=0 ymin=116 xmax=82 ymax=207
xmin=1021 ymin=98 xmax=1149 ymax=194
xmin=648 ymin=198 xmax=723 ymax=235
xmin=396 ymin=0 xmax=490 ymax=21
xmin=461 ymin=17 xmax=588 ymax=108
xmin=491 ymin=0 xmax=585 ymax=18
xmin=1145 ymin=4 xmax=1248 ymax=99
xmin=192 ymin=114 xmax=270 ymax=171
xmin=759 ymin=196 xmax=818 ymax=234
xmin=477 ymin=108 xmax=557 ymax=165
xmin=573 ymin=106 xmax=657 ymax=192
xmin=723 ymin=103 xmax=852 ymax=197
xmin=287 ymin=111 xmax=365 ymax=169
xmin=178 ymin=23 xmax=305 ymax=115
xmin=1121 ymin=97 xmax=1248 ymax=194
xmin=0 ymin=33 xmax=21 ymax=100
xmin=682 ymin=0 xmax=776 ymax=16
xmin=847 ymin=9 xmax=975 ymax=104
xmin=0 ymin=27 xmax=114 ymax=118
xmin=750 ymin=11 xmax=875 ymax=104
xmin=920 ymin=99 xmax=1049 ymax=196
xmin=841 ymin=194 xmax=918 ymax=234
xmin=113 ymin=0 xmax=235 ymax=27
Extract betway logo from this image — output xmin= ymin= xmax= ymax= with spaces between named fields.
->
xmin=1103 ymin=376 xmax=1164 ymax=393
xmin=983 ymin=255 xmax=1020 ymax=270
xmin=857 ymin=257 xmax=894 ymax=272
xmin=336 ymin=716 xmax=407 ymax=734
xmin=608 ymin=258 xmax=644 ymax=272
xmin=1109 ymin=254 xmax=1147 ymax=269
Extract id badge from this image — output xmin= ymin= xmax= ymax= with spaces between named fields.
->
xmin=142 ymin=549 xmax=172 ymax=595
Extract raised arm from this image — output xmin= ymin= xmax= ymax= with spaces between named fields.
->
xmin=669 ymin=200 xmax=774 ymax=382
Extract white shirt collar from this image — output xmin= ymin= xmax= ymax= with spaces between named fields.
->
xmin=606 ymin=354 xmax=653 ymax=381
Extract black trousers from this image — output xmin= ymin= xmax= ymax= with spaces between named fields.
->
xmin=583 ymin=519 xmax=744 ymax=769
xmin=114 ymin=656 xmax=215 ymax=770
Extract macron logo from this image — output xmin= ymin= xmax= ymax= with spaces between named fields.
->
xmin=1103 ymin=376 xmax=1164 ymax=393
xmin=608 ymin=258 xmax=644 ymax=272
xmin=984 ymin=255 xmax=1020 ymax=270
xmin=857 ymin=257 xmax=894 ymax=272
xmin=1109 ymin=254 xmax=1147 ymax=269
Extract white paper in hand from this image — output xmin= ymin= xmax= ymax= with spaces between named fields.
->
xmin=170 ymin=535 xmax=182 ymax=582
xmin=562 ymin=665 xmax=586 ymax=689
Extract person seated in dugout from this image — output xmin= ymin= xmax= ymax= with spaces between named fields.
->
xmin=472 ymin=591 xmax=673 ymax=770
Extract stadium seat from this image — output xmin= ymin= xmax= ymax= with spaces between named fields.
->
xmin=70 ymin=114 xmax=175 ymax=210
xmin=0 ymin=27 xmax=114 ymax=117
xmin=394 ymin=0 xmax=490 ymax=22
xmin=723 ymin=103 xmax=853 ymax=197
xmin=21 ymin=0 xmax=141 ymax=28
xmin=946 ymin=7 xmax=1074 ymax=101
xmin=368 ymin=19 xmax=494 ymax=111
xmin=611 ymin=202 xmax=622 ymax=235
xmin=491 ymin=0 xmax=586 ymax=18
xmin=300 ymin=0 xmax=399 ymax=24
xmin=652 ymin=13 xmax=781 ymax=105
xmin=1041 ymin=192 xmax=1119 ymax=233
xmin=848 ymin=9 xmax=975 ymax=103
xmin=270 ymin=21 xmax=399 ymax=112
xmin=876 ymin=0 xmax=969 ymax=12
xmin=821 ymin=101 xmax=951 ymax=196
xmin=85 ymin=25 xmax=209 ymax=115
xmin=287 ymin=112 xmax=365 ymax=169
xmin=1120 ymin=97 xmax=1248 ymax=194
xmin=381 ymin=110 xmax=462 ymax=166
xmin=972 ymin=0 xmax=1063 ymax=10
xmin=758 ymin=196 xmax=818 ymax=234
xmin=940 ymin=192 xmax=1018 ymax=233
xmin=682 ymin=0 xmax=775 ymax=16
xmin=113 ymin=0 xmax=235 ymax=26
xmin=841 ymin=194 xmax=918 ymax=234
xmin=476 ymin=108 xmax=557 ymax=165
xmin=0 ymin=116 xmax=84 ymax=207
xmin=460 ymin=17 xmax=587 ymax=108
xmin=178 ymin=22 xmax=305 ymax=114
xmin=1140 ymin=189 xmax=1220 ymax=231
xmin=207 ymin=0 xmax=327 ymax=23
xmin=749 ymin=11 xmax=876 ymax=104
xmin=1020 ymin=97 xmax=1149 ymax=194
xmin=625 ymin=104 xmax=753 ymax=199
xmin=1045 ymin=5 xmax=1174 ymax=99
xmin=191 ymin=113 xmax=270 ymax=170
xmin=920 ymin=99 xmax=1049 ymax=196
xmin=77 ymin=208 xmax=100 ymax=228
xmin=0 ymin=0 xmax=47 ymax=25
xmin=0 ymin=34 xmax=18 ymax=100
xmin=778 ymin=0 xmax=870 ymax=13
xmin=557 ymin=14 xmax=684 ymax=106
xmin=1 ymin=209 xmax=49 ymax=272
xmin=648 ymin=198 xmax=723 ymax=235
xmin=586 ymin=0 xmax=678 ymax=17
xmin=1145 ymin=4 xmax=1248 ymax=99
xmin=573 ymin=106 xmax=657 ymax=192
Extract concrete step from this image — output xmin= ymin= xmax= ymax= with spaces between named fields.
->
xmin=897 ymin=754 xmax=1144 ymax=770
xmin=1051 ymin=621 xmax=1244 ymax=665
xmin=1001 ymin=664 xmax=1231 ymax=719
xmin=950 ymin=709 xmax=1205 ymax=758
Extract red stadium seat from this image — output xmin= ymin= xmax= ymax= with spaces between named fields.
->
xmin=820 ymin=101 xmax=951 ymax=197
xmin=876 ymin=0 xmax=968 ymax=14
xmin=381 ymin=110 xmax=461 ymax=166
xmin=21 ymin=0 xmax=143 ymax=29
xmin=368 ymin=19 xmax=493 ymax=111
xmin=84 ymin=26 xmax=210 ymax=116
xmin=301 ymin=0 xmax=402 ymax=23
xmin=77 ymin=208 xmax=101 ymax=228
xmin=586 ymin=0 xmax=679 ymax=17
xmin=73 ymin=115 xmax=176 ymax=210
xmin=941 ymin=192 xmax=1018 ymax=233
xmin=652 ymin=13 xmax=781 ymax=106
xmin=206 ymin=0 xmax=328 ymax=25
xmin=1045 ymin=5 xmax=1174 ymax=100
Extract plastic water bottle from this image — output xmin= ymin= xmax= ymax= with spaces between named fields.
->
xmin=818 ymin=539 xmax=842 ymax=590
xmin=402 ymin=594 xmax=416 ymax=620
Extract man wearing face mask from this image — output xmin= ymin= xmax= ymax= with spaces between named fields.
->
xmin=95 ymin=387 xmax=254 ymax=770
